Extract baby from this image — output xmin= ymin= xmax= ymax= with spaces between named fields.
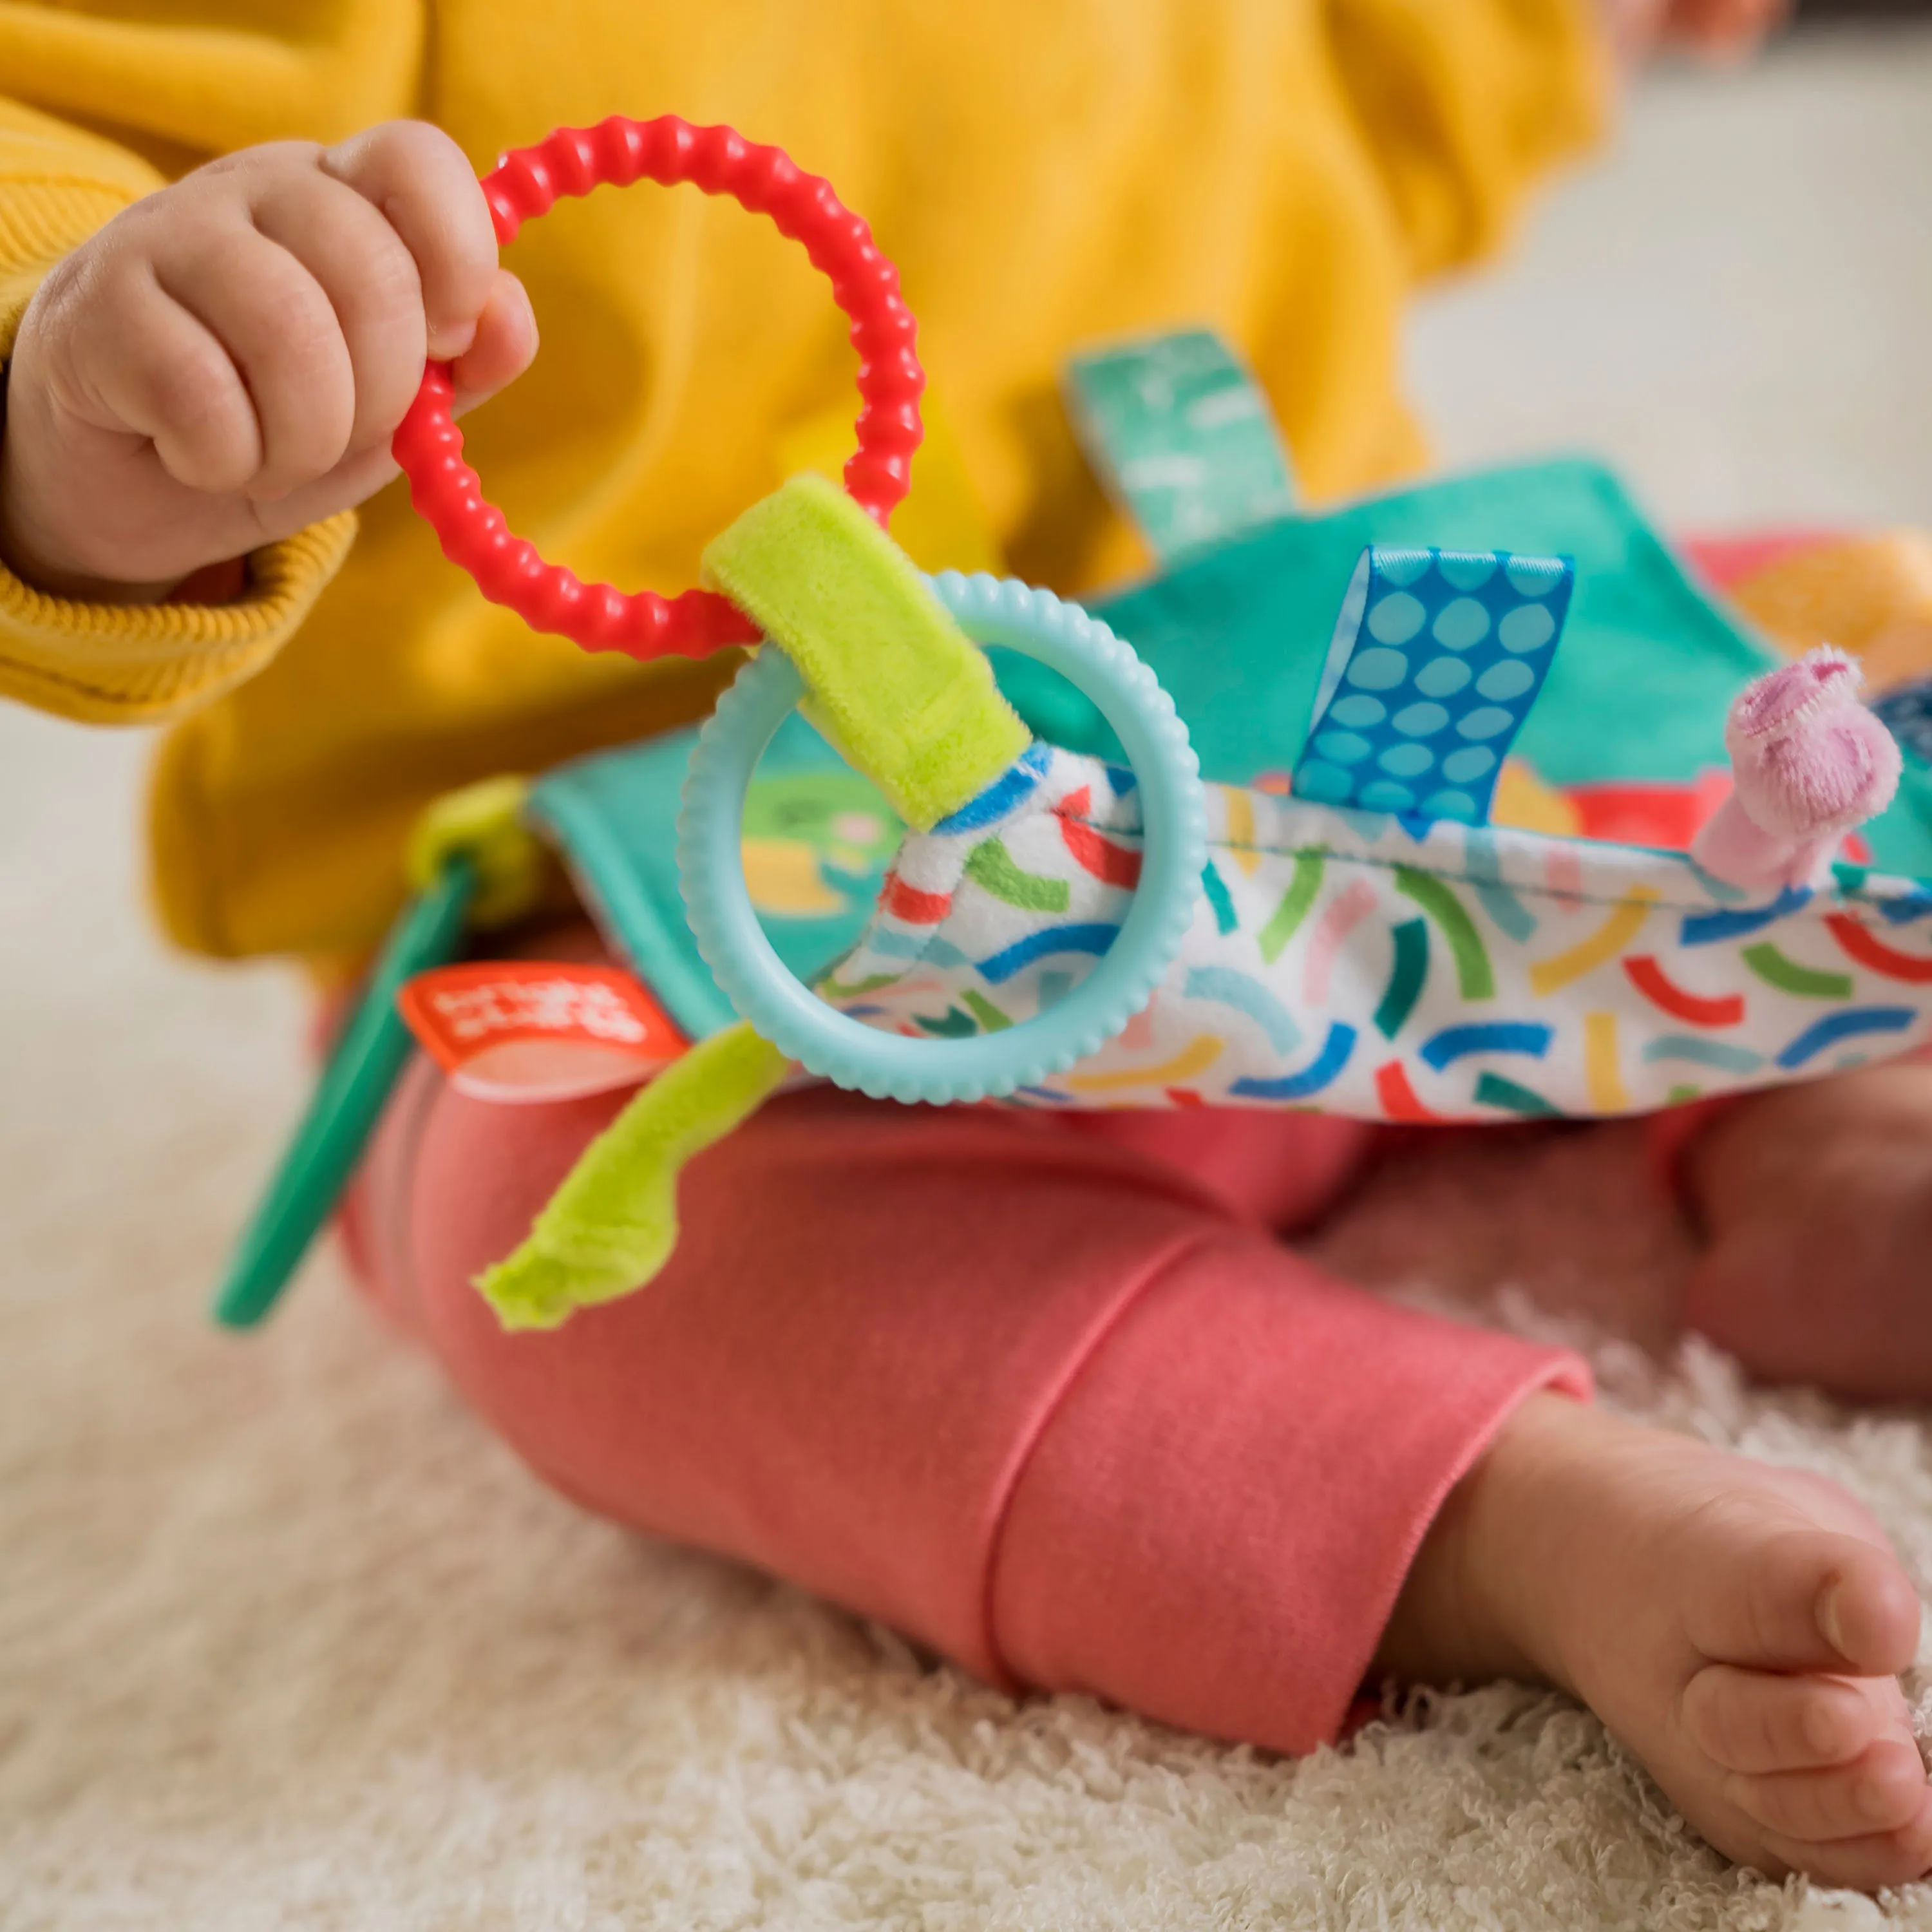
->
xmin=10 ymin=0 xmax=1932 ymax=1897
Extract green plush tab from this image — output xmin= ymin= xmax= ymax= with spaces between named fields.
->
xmin=474 ymin=1021 xmax=789 ymax=1330
xmin=702 ymin=473 xmax=1029 ymax=831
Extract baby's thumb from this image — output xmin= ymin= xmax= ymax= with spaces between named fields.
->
xmin=449 ymin=270 xmax=539 ymax=417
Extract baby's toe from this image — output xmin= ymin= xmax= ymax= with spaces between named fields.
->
xmin=1684 ymin=1523 xmax=1921 ymax=1676
xmin=1726 ymin=1737 xmax=1930 ymax=1845
xmin=1682 ymin=1663 xmax=1886 ymax=1772
xmin=1758 ymin=1795 xmax=1932 ymax=1892
xmin=1819 ymin=1558 xmax=1926 ymax=1678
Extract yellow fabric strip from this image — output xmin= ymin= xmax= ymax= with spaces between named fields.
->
xmin=1065 ymin=1036 xmax=1226 ymax=1092
xmin=1584 ymin=1010 xmax=1627 ymax=1113
xmin=701 ymin=473 xmax=1029 ymax=833
xmin=1527 ymin=886 xmax=1658 ymax=998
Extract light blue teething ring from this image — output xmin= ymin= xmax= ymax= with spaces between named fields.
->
xmin=678 ymin=571 xmax=1206 ymax=1103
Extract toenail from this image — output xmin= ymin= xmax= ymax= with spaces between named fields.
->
xmin=1819 ymin=1579 xmax=1850 ymax=1658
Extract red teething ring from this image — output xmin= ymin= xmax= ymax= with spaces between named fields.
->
xmin=392 ymin=117 xmax=924 ymax=659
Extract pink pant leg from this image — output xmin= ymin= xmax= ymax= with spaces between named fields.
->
xmin=345 ymin=1072 xmax=1588 ymax=1756
xmin=1056 ymin=1104 xmax=1379 ymax=1231
xmin=991 ymin=1245 xmax=1589 ymax=1747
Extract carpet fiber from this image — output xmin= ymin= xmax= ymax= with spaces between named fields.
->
xmin=5 ymin=28 xmax=1932 ymax=1931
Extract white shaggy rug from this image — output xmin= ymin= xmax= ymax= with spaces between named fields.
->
xmin=5 ymin=29 xmax=1932 ymax=1931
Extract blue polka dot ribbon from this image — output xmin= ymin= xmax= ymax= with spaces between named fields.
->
xmin=1291 ymin=547 xmax=1575 ymax=823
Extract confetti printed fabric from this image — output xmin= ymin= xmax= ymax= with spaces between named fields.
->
xmin=823 ymin=746 xmax=1932 ymax=1120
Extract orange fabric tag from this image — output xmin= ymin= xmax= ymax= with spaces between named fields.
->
xmin=397 ymin=961 xmax=687 ymax=1104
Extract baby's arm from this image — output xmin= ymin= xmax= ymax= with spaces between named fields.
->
xmin=0 ymin=122 xmax=535 ymax=606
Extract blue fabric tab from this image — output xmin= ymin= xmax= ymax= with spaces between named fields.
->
xmin=1289 ymin=547 xmax=1574 ymax=824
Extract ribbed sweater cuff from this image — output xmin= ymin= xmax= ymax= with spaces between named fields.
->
xmin=0 ymin=509 xmax=357 ymax=722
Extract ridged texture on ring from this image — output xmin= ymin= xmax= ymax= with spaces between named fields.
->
xmin=677 ymin=574 xmax=1206 ymax=1103
xmin=392 ymin=115 xmax=924 ymax=661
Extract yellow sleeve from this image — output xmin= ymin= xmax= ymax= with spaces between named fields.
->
xmin=0 ymin=511 xmax=359 ymax=725
xmin=0 ymin=3 xmax=422 ymax=724
xmin=1327 ymin=0 xmax=1609 ymax=282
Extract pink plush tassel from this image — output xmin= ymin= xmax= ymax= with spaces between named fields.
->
xmin=1691 ymin=646 xmax=1902 ymax=891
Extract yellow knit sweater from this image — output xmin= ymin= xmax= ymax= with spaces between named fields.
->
xmin=0 ymin=0 xmax=1602 ymax=959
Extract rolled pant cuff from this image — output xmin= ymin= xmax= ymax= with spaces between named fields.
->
xmin=987 ymin=1242 xmax=1593 ymax=1755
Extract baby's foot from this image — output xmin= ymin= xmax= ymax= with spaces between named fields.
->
xmin=1379 ymin=1394 xmax=1931 ymax=1886
xmin=1680 ymin=1059 xmax=1932 ymax=1401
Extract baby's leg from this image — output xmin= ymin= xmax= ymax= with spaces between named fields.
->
xmin=345 ymin=1066 xmax=1931 ymax=1884
xmin=346 ymin=1068 xmax=1575 ymax=1755
xmin=1676 ymin=1057 xmax=1932 ymax=1401
xmin=1305 ymin=1117 xmax=1696 ymax=1352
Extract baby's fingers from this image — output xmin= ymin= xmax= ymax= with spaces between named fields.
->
xmin=216 ymin=268 xmax=538 ymax=551
xmin=251 ymin=170 xmax=430 ymax=457
xmin=321 ymin=122 xmax=499 ymax=361
xmin=74 ymin=269 xmax=263 ymax=496
xmin=155 ymin=227 xmax=354 ymax=499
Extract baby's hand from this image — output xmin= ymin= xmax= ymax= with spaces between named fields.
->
xmin=0 ymin=122 xmax=536 ymax=601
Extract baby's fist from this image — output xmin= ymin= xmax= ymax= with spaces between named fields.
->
xmin=0 ymin=121 xmax=536 ymax=600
